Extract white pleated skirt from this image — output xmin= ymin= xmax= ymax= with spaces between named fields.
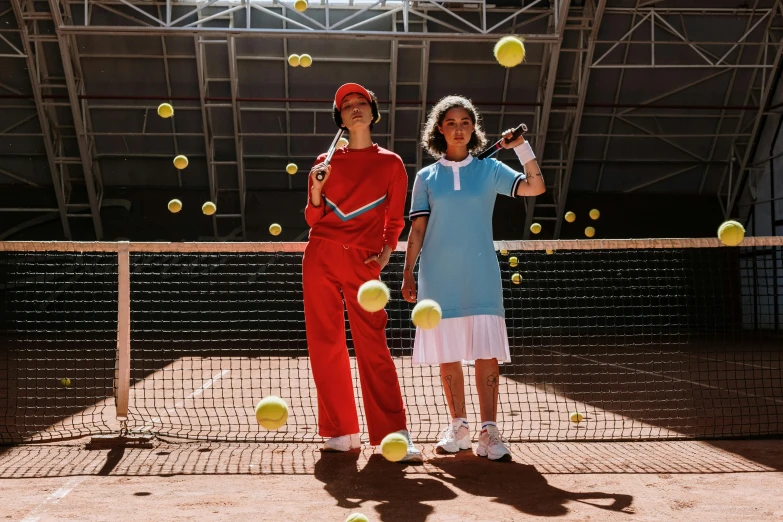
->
xmin=412 ymin=314 xmax=511 ymax=365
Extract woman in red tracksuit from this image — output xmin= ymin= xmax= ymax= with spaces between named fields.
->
xmin=302 ymin=83 xmax=422 ymax=462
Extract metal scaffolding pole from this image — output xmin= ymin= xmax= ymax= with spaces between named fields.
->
xmin=48 ymin=0 xmax=104 ymax=239
xmin=10 ymin=0 xmax=71 ymax=239
xmin=194 ymin=34 xmax=220 ymax=239
xmin=522 ymin=0 xmax=571 ymax=240
xmin=553 ymin=0 xmax=606 ymax=239
xmin=227 ymin=34 xmax=247 ymax=239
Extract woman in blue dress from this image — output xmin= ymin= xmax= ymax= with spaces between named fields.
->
xmin=401 ymin=95 xmax=545 ymax=461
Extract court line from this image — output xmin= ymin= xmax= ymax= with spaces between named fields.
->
xmin=688 ymin=353 xmax=780 ymax=371
xmin=135 ymin=369 xmax=231 ymax=432
xmin=20 ymin=476 xmax=86 ymax=522
xmin=533 ymin=347 xmax=783 ymax=405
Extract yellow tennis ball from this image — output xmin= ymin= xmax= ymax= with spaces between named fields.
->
xmin=499 ymin=249 xmax=508 ymax=256
xmin=545 ymin=249 xmax=554 ymax=255
xmin=173 ymin=155 xmax=188 ymax=170
xmin=357 ymin=280 xmax=390 ymax=312
xmin=589 ymin=208 xmax=600 ymax=220
xmin=202 ymin=201 xmax=216 ymax=216
xmin=299 ymin=54 xmax=312 ymax=67
xmin=530 ymin=222 xmax=542 ymax=235
xmin=412 ymin=299 xmax=442 ymax=330
xmin=509 ymin=256 xmax=518 ymax=267
xmin=255 ymin=396 xmax=289 ymax=430
xmin=511 ymin=272 xmax=522 ymax=285
xmin=157 ymin=103 xmax=174 ymax=118
xmin=584 ymin=226 xmax=595 ymax=238
xmin=288 ymin=54 xmax=300 ymax=67
xmin=294 ymin=0 xmax=308 ymax=12
xmin=493 ymin=35 xmax=526 ymax=68
xmin=269 ymin=223 xmax=282 ymax=236
xmin=286 ymin=163 xmax=298 ymax=175
xmin=345 ymin=514 xmax=369 ymax=522
xmin=569 ymin=411 xmax=583 ymax=424
xmin=564 ymin=211 xmax=576 ymax=223
xmin=60 ymin=378 xmax=71 ymax=387
xmin=167 ymin=199 xmax=182 ymax=213
xmin=380 ymin=432 xmax=408 ymax=462
xmin=337 ymin=137 xmax=349 ymax=148
xmin=718 ymin=220 xmax=745 ymax=246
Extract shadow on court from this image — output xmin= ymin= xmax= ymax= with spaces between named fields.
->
xmin=314 ymin=451 xmax=634 ymax=520
xmin=314 ymin=452 xmax=455 ymax=522
xmin=428 ymin=453 xmax=634 ymax=517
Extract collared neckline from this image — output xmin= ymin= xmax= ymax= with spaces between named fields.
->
xmin=438 ymin=155 xmax=473 ymax=168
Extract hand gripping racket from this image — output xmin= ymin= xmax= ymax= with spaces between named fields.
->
xmin=315 ymin=129 xmax=346 ymax=181
xmin=476 ymin=123 xmax=527 ymax=160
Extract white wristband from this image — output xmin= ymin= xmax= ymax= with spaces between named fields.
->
xmin=514 ymin=141 xmax=536 ymax=166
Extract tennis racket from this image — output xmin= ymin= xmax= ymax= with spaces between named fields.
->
xmin=476 ymin=123 xmax=527 ymax=160
xmin=315 ymin=129 xmax=346 ymax=181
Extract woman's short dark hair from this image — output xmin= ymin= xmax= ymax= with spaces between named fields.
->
xmin=333 ymin=90 xmax=380 ymax=131
xmin=421 ymin=95 xmax=488 ymax=159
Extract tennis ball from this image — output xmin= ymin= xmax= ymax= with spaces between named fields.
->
xmin=412 ymin=299 xmax=442 ymax=330
xmin=294 ymin=0 xmax=308 ymax=12
xmin=286 ymin=163 xmax=298 ymax=175
xmin=569 ymin=411 xmax=583 ymax=424
xmin=530 ymin=222 xmax=542 ymax=235
xmin=545 ymin=249 xmax=554 ymax=255
xmin=589 ymin=208 xmax=600 ymax=220
xmin=60 ymin=378 xmax=71 ymax=387
xmin=380 ymin=432 xmax=408 ymax=462
xmin=511 ymin=272 xmax=522 ymax=285
xmin=255 ymin=396 xmax=289 ymax=430
xmin=584 ymin=226 xmax=595 ymax=238
xmin=493 ymin=35 xmax=526 ymax=68
xmin=509 ymin=256 xmax=518 ymax=267
xmin=157 ymin=103 xmax=174 ymax=118
xmin=173 ymin=155 xmax=188 ymax=170
xmin=564 ymin=211 xmax=576 ymax=223
xmin=499 ymin=249 xmax=508 ymax=256
xmin=202 ymin=201 xmax=216 ymax=216
xmin=718 ymin=220 xmax=745 ymax=246
xmin=167 ymin=199 xmax=182 ymax=213
xmin=357 ymin=280 xmax=390 ymax=312
xmin=269 ymin=223 xmax=282 ymax=236
xmin=345 ymin=514 xmax=369 ymax=522
xmin=288 ymin=54 xmax=300 ymax=67
xmin=337 ymin=137 xmax=349 ymax=148
xmin=299 ymin=54 xmax=312 ymax=67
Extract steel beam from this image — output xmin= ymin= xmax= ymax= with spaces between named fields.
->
xmin=10 ymin=0 xmax=71 ymax=238
xmin=522 ymin=0 xmax=571 ymax=240
xmin=553 ymin=0 xmax=606 ymax=239
xmin=48 ymin=0 xmax=103 ymax=238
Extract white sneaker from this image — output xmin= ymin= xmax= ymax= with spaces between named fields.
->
xmin=322 ymin=433 xmax=361 ymax=452
xmin=396 ymin=430 xmax=424 ymax=463
xmin=435 ymin=420 xmax=472 ymax=454
xmin=476 ymin=425 xmax=512 ymax=462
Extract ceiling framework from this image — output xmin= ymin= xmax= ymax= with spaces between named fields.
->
xmin=1 ymin=0 xmax=782 ymax=240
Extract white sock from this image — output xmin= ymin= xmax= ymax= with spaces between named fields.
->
xmin=453 ymin=417 xmax=469 ymax=428
xmin=481 ymin=421 xmax=497 ymax=431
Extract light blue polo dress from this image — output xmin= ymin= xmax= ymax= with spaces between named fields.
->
xmin=409 ymin=153 xmax=527 ymax=364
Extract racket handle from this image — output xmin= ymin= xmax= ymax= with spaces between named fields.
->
xmin=315 ymin=170 xmax=326 ymax=181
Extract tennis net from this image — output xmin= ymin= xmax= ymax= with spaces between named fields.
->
xmin=1 ymin=238 xmax=781 ymax=444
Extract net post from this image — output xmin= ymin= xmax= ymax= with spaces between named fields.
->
xmin=116 ymin=241 xmax=131 ymax=421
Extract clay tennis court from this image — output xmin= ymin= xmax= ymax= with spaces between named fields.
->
xmin=2 ymin=239 xmax=783 ymax=520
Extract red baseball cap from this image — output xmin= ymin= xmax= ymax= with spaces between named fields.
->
xmin=334 ymin=83 xmax=372 ymax=108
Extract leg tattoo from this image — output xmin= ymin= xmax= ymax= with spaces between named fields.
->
xmin=486 ymin=372 xmax=499 ymax=420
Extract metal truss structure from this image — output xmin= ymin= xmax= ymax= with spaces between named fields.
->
xmin=1 ymin=0 xmax=783 ymax=240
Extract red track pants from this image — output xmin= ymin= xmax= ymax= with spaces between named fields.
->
xmin=302 ymin=238 xmax=407 ymax=445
